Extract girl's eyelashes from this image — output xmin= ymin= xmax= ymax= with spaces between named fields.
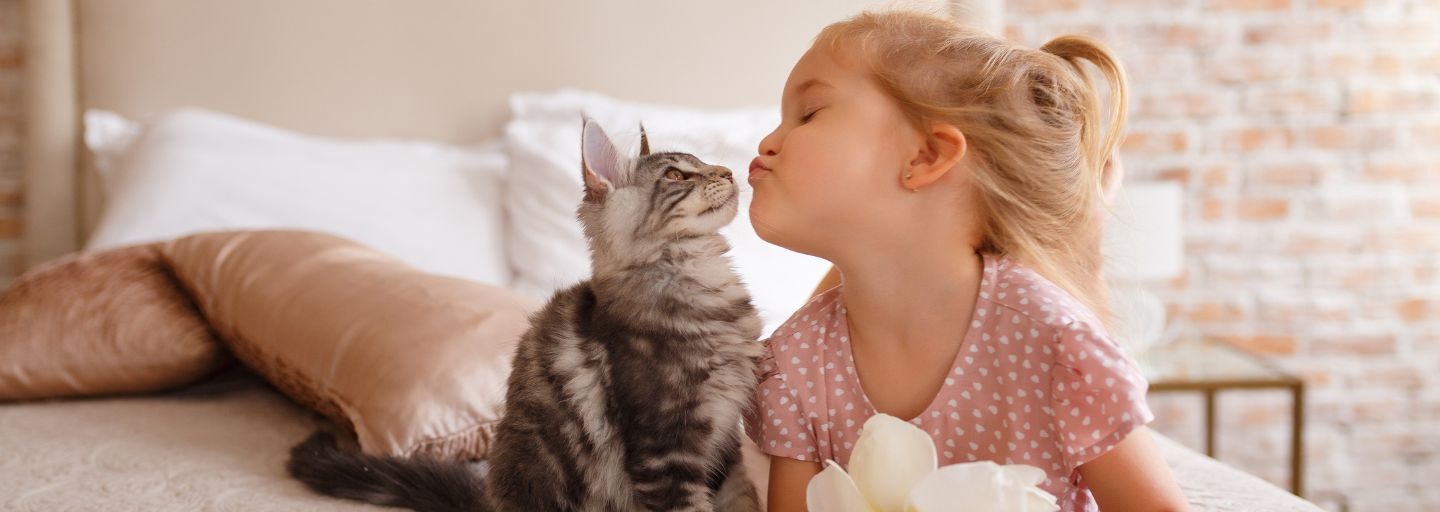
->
xmin=800 ymin=108 xmax=821 ymax=123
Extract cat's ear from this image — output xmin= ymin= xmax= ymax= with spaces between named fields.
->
xmin=638 ymin=122 xmax=651 ymax=157
xmin=581 ymin=116 xmax=623 ymax=201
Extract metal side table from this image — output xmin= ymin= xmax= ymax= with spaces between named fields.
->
xmin=1136 ymin=338 xmax=1307 ymax=497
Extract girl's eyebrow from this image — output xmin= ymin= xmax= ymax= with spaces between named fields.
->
xmin=790 ymin=78 xmax=833 ymax=97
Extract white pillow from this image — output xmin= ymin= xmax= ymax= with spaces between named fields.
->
xmin=504 ymin=89 xmax=832 ymax=337
xmin=84 ymin=108 xmax=513 ymax=286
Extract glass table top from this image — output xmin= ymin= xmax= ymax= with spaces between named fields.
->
xmin=1136 ymin=338 xmax=1300 ymax=387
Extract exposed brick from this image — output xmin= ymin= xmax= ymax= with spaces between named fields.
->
xmin=1307 ymin=125 xmax=1402 ymax=151
xmin=1199 ymin=163 xmax=1234 ymax=187
xmin=1311 ymin=0 xmax=1365 ymax=8
xmin=1180 ymin=300 xmax=1249 ymax=323
xmin=1203 ymin=52 xmax=1306 ymax=83
xmin=1236 ymin=197 xmax=1291 ymax=220
xmin=1412 ymin=196 xmax=1440 ymax=219
xmin=1241 ymin=86 xmax=1338 ymax=116
xmin=1010 ymin=0 xmax=1085 ymax=13
xmin=1121 ymin=21 xmax=1236 ymax=48
xmin=1123 ymin=50 xmax=1199 ymax=86
xmin=1414 ymin=124 xmax=1440 ymax=146
xmin=1312 ymin=186 xmax=1407 ymax=221
xmin=1283 ymin=231 xmax=1357 ymax=253
xmin=1395 ymin=298 xmax=1440 ymax=322
xmin=1359 ymin=19 xmax=1440 ymax=45
xmin=1370 ymin=52 xmax=1405 ymax=76
xmin=1416 ymin=52 xmax=1440 ymax=74
xmin=1137 ymin=90 xmax=1231 ymax=118
xmin=1353 ymin=363 xmax=1429 ymax=391
xmin=1350 ymin=428 xmax=1440 ymax=459
xmin=1243 ymin=20 xmax=1335 ymax=45
xmin=1257 ymin=294 xmax=1354 ymax=324
xmin=1100 ymin=0 xmax=1196 ymax=9
xmin=1249 ymin=161 xmax=1327 ymax=187
xmin=1206 ymin=0 xmax=1291 ymax=11
xmin=1004 ymin=23 xmax=1027 ymax=42
xmin=1368 ymin=227 xmax=1440 ymax=252
xmin=1312 ymin=50 xmax=1366 ymax=78
xmin=1121 ymin=128 xmax=1192 ymax=154
xmin=1310 ymin=334 xmax=1398 ymax=357
xmin=1364 ymin=159 xmax=1440 ymax=183
xmin=1221 ymin=127 xmax=1295 ymax=152
xmin=1348 ymin=86 xmax=1440 ymax=116
xmin=1216 ymin=334 xmax=1298 ymax=355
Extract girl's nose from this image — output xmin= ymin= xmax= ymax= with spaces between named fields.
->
xmin=757 ymin=129 xmax=781 ymax=157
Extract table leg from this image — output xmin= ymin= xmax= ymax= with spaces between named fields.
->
xmin=1204 ymin=388 xmax=1217 ymax=457
xmin=1291 ymin=383 xmax=1305 ymax=497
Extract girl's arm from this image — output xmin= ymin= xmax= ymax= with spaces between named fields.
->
xmin=767 ymin=455 xmax=823 ymax=512
xmin=1079 ymin=427 xmax=1191 ymax=512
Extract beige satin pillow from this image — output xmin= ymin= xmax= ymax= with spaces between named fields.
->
xmin=0 ymin=244 xmax=227 ymax=400
xmin=158 ymin=230 xmax=537 ymax=459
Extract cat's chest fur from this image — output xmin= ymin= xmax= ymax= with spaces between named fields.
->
xmin=601 ymin=245 xmax=762 ymax=426
xmin=580 ymin=242 xmax=762 ymax=509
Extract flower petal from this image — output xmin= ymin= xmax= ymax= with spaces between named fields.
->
xmin=999 ymin=464 xmax=1057 ymax=512
xmin=808 ymin=460 xmax=875 ymax=512
xmin=848 ymin=414 xmax=938 ymax=512
xmin=904 ymin=462 xmax=1059 ymax=512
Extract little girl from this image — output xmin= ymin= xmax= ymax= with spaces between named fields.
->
xmin=744 ymin=10 xmax=1189 ymax=512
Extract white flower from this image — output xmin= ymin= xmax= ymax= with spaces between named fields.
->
xmin=807 ymin=414 xmax=1059 ymax=512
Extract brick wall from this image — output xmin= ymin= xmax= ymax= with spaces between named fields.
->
xmin=0 ymin=0 xmax=21 ymax=285
xmin=0 ymin=0 xmax=1433 ymax=508
xmin=1006 ymin=0 xmax=1439 ymax=510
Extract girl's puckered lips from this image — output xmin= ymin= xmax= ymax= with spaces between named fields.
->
xmin=748 ymin=157 xmax=771 ymax=178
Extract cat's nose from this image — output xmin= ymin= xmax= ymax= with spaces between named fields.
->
xmin=715 ymin=167 xmax=733 ymax=182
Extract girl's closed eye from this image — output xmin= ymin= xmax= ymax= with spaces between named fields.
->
xmin=800 ymin=108 xmax=821 ymax=123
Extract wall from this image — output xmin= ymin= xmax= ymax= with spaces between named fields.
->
xmin=0 ymin=0 xmax=1435 ymax=508
xmin=1005 ymin=0 xmax=1440 ymax=509
xmin=0 ymin=0 xmax=23 ymax=285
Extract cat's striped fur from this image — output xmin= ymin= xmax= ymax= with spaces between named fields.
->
xmin=288 ymin=119 xmax=764 ymax=512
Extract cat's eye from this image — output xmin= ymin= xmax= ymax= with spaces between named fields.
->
xmin=664 ymin=168 xmax=685 ymax=181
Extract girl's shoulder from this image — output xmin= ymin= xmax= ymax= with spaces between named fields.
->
xmin=759 ymin=285 xmax=847 ymax=375
xmin=984 ymin=254 xmax=1107 ymax=337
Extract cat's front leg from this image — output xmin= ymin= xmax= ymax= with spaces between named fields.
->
xmin=632 ymin=464 xmax=716 ymax=512
xmin=713 ymin=463 xmax=761 ymax=512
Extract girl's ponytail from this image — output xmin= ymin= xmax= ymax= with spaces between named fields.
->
xmin=1040 ymin=35 xmax=1129 ymax=191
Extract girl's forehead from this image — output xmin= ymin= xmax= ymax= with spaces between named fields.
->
xmin=787 ymin=46 xmax=861 ymax=96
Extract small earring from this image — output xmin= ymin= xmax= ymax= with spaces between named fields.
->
xmin=904 ymin=172 xmax=917 ymax=193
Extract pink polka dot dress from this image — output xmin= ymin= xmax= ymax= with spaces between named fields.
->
xmin=744 ymin=253 xmax=1154 ymax=512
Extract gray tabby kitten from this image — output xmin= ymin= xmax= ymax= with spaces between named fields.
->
xmin=288 ymin=118 xmax=764 ymax=512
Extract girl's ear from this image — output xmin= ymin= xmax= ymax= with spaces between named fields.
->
xmin=903 ymin=122 xmax=968 ymax=192
xmin=581 ymin=116 xmax=623 ymax=201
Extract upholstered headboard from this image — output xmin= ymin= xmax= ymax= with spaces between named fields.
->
xmin=20 ymin=0 xmax=1000 ymax=269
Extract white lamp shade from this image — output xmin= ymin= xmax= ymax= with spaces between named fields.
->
xmin=1101 ymin=181 xmax=1184 ymax=281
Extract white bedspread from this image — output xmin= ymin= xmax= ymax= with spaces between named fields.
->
xmin=0 ymin=372 xmax=1321 ymax=511
xmin=0 ymin=377 xmax=383 ymax=511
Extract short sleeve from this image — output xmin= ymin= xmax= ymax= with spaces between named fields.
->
xmin=745 ymin=339 xmax=819 ymax=462
xmin=1049 ymin=320 xmax=1154 ymax=476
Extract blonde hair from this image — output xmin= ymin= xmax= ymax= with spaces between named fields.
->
xmin=816 ymin=10 xmax=1128 ymax=323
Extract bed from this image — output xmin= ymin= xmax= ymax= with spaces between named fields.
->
xmin=8 ymin=1 xmax=1323 ymax=510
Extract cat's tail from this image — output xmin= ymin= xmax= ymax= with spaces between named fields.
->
xmin=287 ymin=431 xmax=490 ymax=512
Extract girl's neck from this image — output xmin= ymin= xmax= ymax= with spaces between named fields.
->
xmin=834 ymin=242 xmax=985 ymax=352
